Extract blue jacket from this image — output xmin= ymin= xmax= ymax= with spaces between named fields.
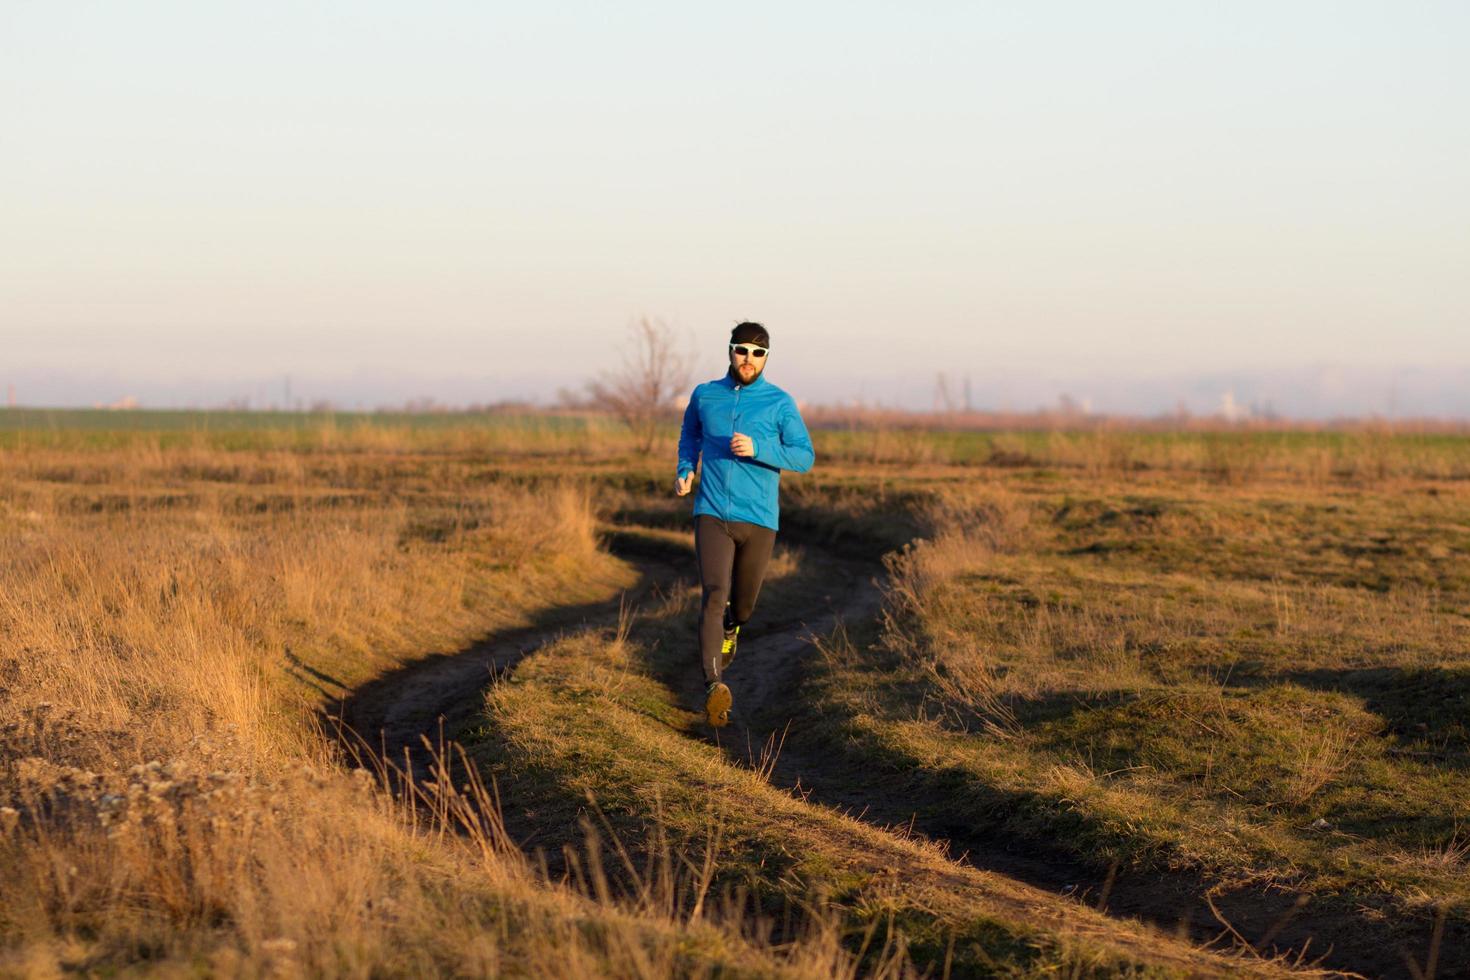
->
xmin=677 ymin=372 xmax=814 ymax=530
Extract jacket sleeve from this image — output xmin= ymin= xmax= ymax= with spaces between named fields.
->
xmin=752 ymin=396 xmax=815 ymax=473
xmin=676 ymin=388 xmax=702 ymax=479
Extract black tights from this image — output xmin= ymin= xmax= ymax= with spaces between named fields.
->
xmin=695 ymin=515 xmax=776 ymax=682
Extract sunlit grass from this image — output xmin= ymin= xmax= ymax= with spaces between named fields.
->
xmin=807 ymin=468 xmax=1470 ymax=956
xmin=4 ymin=415 xmax=1467 ymax=974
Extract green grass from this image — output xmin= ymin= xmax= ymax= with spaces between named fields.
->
xmin=799 ymin=468 xmax=1470 ymax=967
xmin=462 ymin=604 xmax=1237 ymax=977
xmin=10 ymin=414 xmax=1469 ymax=975
xmin=0 ymin=406 xmax=599 ymax=432
xmin=0 ymin=407 xmax=625 ymax=452
xmin=811 ymin=427 xmax=1470 ymax=480
xmin=8 ymin=408 xmax=1469 ymax=478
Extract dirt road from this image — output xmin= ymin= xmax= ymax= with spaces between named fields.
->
xmin=334 ymin=522 xmax=1440 ymax=978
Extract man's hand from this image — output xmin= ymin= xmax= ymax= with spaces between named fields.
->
xmin=730 ymin=433 xmax=755 ymax=458
xmin=675 ymin=472 xmax=694 ymax=496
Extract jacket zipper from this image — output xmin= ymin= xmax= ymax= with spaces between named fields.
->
xmin=728 ymin=383 xmax=742 ymax=521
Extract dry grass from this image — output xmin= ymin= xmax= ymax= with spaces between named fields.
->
xmin=470 ymin=614 xmax=1262 ymax=977
xmin=0 ymin=441 xmax=880 ymax=976
xmin=806 ymin=461 xmax=1470 ymax=968
xmin=0 ymin=453 xmax=603 ymax=767
xmin=877 ymin=484 xmax=1032 ymax=734
xmin=0 ymin=410 xmax=639 ymax=459
xmin=1282 ymin=724 xmax=1363 ymax=807
xmin=6 ymin=419 xmax=1468 ymax=975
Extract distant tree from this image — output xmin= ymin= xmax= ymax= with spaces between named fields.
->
xmin=586 ymin=317 xmax=693 ymax=454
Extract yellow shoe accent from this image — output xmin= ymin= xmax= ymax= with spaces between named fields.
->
xmin=720 ymin=626 xmax=740 ymax=669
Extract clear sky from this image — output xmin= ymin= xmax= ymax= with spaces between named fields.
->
xmin=3 ymin=1 xmax=1468 ymax=414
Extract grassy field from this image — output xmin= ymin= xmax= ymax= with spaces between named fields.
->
xmin=801 ymin=468 xmax=1470 ymax=973
xmin=1 ymin=412 xmax=1466 ymax=976
xmin=6 ymin=407 xmax=1469 ymax=480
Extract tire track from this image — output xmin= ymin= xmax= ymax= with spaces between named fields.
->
xmin=328 ymin=523 xmax=1400 ymax=976
xmin=328 ymin=553 xmax=682 ymax=783
xmin=702 ymin=532 xmax=1440 ymax=980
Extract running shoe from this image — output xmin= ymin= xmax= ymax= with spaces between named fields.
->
xmin=720 ymin=624 xmax=740 ymax=669
xmin=704 ymin=681 xmax=732 ymax=727
xmin=721 ymin=603 xmax=740 ymax=669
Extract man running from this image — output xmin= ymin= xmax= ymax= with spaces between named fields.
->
xmin=675 ymin=322 xmax=815 ymax=727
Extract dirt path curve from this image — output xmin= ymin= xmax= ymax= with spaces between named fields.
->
xmin=330 ymin=525 xmax=1432 ymax=978
xmin=328 ymin=556 xmax=682 ymax=784
xmin=329 ymin=537 xmax=1257 ymax=976
xmin=697 ymin=536 xmax=1444 ymax=980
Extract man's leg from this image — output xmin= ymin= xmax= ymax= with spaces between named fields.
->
xmin=695 ymin=515 xmax=737 ymax=684
xmin=728 ymin=523 xmax=777 ymax=628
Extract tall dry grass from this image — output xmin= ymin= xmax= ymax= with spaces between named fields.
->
xmin=0 ymin=445 xmax=593 ymax=967
xmin=0 ymin=443 xmax=898 ymax=976
xmin=878 ymin=484 xmax=1033 ymax=734
xmin=0 ymin=461 xmax=602 ymax=769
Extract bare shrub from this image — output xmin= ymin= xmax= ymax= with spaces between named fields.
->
xmin=585 ymin=316 xmax=693 ymax=455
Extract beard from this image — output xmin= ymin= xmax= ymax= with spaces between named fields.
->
xmin=731 ymin=361 xmax=763 ymax=384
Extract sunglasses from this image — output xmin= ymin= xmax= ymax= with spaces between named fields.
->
xmin=730 ymin=344 xmax=768 ymax=358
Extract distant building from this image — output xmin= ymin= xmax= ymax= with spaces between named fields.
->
xmin=1219 ymin=390 xmax=1248 ymax=422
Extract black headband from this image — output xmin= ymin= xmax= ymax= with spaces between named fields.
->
xmin=730 ymin=322 xmax=770 ymax=348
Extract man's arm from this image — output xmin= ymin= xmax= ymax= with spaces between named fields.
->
xmin=751 ymin=397 xmax=815 ymax=473
xmin=676 ymin=388 xmax=702 ymax=490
